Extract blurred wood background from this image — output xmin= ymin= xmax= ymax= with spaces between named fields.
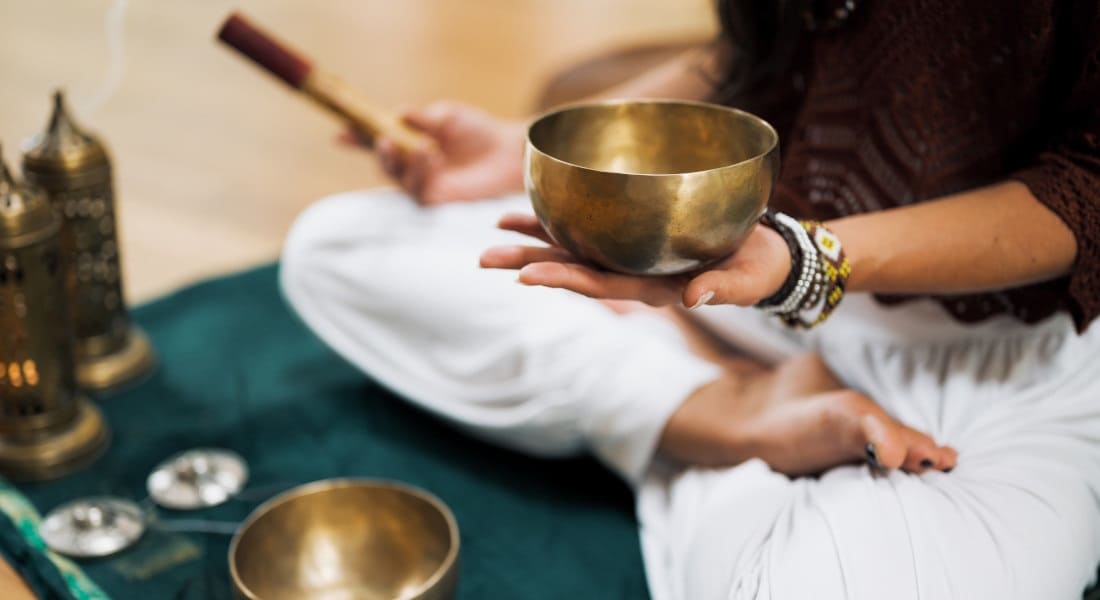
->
xmin=1 ymin=0 xmax=715 ymax=302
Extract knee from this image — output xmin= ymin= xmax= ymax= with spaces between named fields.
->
xmin=281 ymin=193 xmax=346 ymax=308
xmin=280 ymin=188 xmax=413 ymax=304
xmin=284 ymin=188 xmax=408 ymax=265
xmin=765 ymin=472 xmax=1099 ymax=600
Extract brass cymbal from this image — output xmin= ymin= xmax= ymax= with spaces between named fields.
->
xmin=39 ymin=496 xmax=144 ymax=558
xmin=147 ymin=448 xmax=248 ymax=510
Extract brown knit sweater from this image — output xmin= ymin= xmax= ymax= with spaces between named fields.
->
xmin=742 ymin=0 xmax=1100 ymax=330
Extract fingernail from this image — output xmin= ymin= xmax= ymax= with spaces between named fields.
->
xmin=865 ymin=442 xmax=882 ymax=469
xmin=689 ymin=290 xmax=715 ymax=310
xmin=517 ymin=265 xmax=537 ymax=285
xmin=920 ymin=458 xmax=934 ymax=468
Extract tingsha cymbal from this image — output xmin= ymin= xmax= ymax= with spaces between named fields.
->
xmin=147 ymin=448 xmax=248 ymax=510
xmin=39 ymin=497 xmax=145 ymax=558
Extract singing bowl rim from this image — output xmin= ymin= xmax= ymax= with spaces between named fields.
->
xmin=228 ymin=478 xmax=460 ymax=600
xmin=525 ymin=97 xmax=780 ymax=177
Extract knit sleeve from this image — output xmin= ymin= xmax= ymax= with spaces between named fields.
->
xmin=1011 ymin=1 xmax=1100 ymax=331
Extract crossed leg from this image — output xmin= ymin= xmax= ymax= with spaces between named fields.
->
xmin=281 ymin=190 xmax=1100 ymax=599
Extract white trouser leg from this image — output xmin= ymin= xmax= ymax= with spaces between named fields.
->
xmin=280 ymin=189 xmax=720 ymax=484
xmin=641 ymin=298 xmax=1100 ymax=600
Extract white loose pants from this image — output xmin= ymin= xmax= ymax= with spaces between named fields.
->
xmin=281 ymin=189 xmax=1100 ymax=600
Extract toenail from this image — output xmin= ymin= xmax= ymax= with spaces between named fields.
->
xmin=865 ymin=443 xmax=882 ymax=469
xmin=920 ymin=458 xmax=934 ymax=468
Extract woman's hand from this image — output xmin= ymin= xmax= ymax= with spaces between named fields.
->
xmin=480 ymin=213 xmax=794 ymax=308
xmin=343 ymin=101 xmax=527 ymax=205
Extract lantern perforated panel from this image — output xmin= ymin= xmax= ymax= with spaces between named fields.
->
xmin=0 ymin=153 xmax=107 ymax=480
xmin=22 ymin=91 xmax=155 ymax=391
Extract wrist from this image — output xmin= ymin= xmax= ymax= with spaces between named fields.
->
xmin=825 ymin=216 xmax=878 ymax=293
xmin=755 ymin=219 xmax=797 ymax=306
xmin=753 ymin=211 xmax=851 ymax=328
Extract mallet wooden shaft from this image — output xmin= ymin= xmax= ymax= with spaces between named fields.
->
xmin=217 ymin=12 xmax=429 ymax=152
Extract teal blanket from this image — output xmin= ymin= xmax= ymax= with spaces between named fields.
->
xmin=4 ymin=264 xmax=650 ymax=599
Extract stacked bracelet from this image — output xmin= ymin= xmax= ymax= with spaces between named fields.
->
xmin=755 ymin=211 xmax=802 ymax=310
xmin=754 ymin=210 xmax=851 ymax=328
xmin=794 ymin=220 xmax=852 ymax=328
xmin=756 ymin=211 xmax=819 ymax=315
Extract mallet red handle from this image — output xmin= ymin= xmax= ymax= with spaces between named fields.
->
xmin=217 ymin=12 xmax=430 ymax=152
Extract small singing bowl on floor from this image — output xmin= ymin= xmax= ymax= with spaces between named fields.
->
xmin=525 ymin=99 xmax=780 ymax=275
xmin=229 ymin=479 xmax=459 ymax=600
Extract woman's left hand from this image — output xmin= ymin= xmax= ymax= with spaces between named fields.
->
xmin=479 ymin=213 xmax=793 ymax=308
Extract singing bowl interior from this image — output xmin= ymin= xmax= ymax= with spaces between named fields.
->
xmin=526 ymin=99 xmax=779 ymax=275
xmin=230 ymin=480 xmax=459 ymax=600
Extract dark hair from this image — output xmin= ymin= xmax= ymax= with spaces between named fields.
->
xmin=710 ymin=0 xmax=809 ymax=104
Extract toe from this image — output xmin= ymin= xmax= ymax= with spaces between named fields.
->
xmin=938 ymin=446 xmax=959 ymax=471
xmin=860 ymin=413 xmax=908 ymax=469
xmin=918 ymin=442 xmax=957 ymax=472
xmin=901 ymin=439 xmax=942 ymax=473
xmin=896 ymin=430 xmax=960 ymax=473
xmin=858 ymin=409 xmax=947 ymax=473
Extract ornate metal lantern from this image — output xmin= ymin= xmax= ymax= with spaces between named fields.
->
xmin=0 ymin=148 xmax=108 ymax=480
xmin=22 ymin=91 xmax=155 ymax=391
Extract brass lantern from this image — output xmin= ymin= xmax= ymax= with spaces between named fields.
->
xmin=22 ymin=91 xmax=155 ymax=391
xmin=0 ymin=148 xmax=108 ymax=480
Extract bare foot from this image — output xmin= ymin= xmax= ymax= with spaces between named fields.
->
xmin=659 ymin=354 xmax=957 ymax=476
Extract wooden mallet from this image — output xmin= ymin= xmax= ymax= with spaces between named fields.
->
xmin=217 ymin=12 xmax=430 ymax=152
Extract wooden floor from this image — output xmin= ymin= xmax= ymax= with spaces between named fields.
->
xmin=1 ymin=0 xmax=714 ymax=302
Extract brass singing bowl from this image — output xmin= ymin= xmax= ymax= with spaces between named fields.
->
xmin=229 ymin=480 xmax=459 ymax=600
xmin=525 ymin=99 xmax=780 ymax=275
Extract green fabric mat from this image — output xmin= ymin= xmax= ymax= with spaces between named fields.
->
xmin=11 ymin=264 xmax=650 ymax=599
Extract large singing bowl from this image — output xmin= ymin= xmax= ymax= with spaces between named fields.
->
xmin=229 ymin=480 xmax=459 ymax=600
xmin=525 ymin=99 xmax=780 ymax=275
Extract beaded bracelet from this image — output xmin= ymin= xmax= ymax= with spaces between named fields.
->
xmin=757 ymin=212 xmax=818 ymax=316
xmin=754 ymin=211 xmax=850 ymax=328
xmin=780 ymin=220 xmax=851 ymax=329
xmin=805 ymin=220 xmax=851 ymax=326
xmin=755 ymin=211 xmax=802 ymax=310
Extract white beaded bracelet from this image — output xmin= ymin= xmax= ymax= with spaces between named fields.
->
xmin=761 ymin=212 xmax=819 ymax=315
